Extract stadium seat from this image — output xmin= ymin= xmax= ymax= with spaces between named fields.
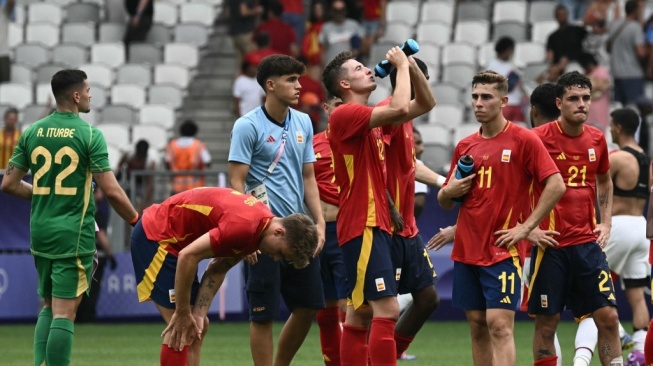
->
xmin=454 ymin=21 xmax=489 ymax=47
xmin=477 ymin=43 xmax=495 ymax=68
xmin=442 ymin=63 xmax=477 ymax=89
xmin=11 ymin=64 xmax=33 ymax=84
xmin=106 ymin=144 xmax=121 ymax=171
xmin=493 ymin=22 xmax=528 ymax=42
xmin=35 ymin=64 xmax=65 ymax=84
xmin=14 ymin=43 xmax=50 ymax=68
xmin=148 ymin=84 xmax=183 ymax=109
xmin=116 ymin=64 xmax=152 ymax=87
xmin=65 ymin=2 xmax=100 ymax=23
xmin=529 ymin=1 xmax=557 ymax=23
xmin=80 ymin=108 xmax=98 ymax=125
xmin=146 ymin=24 xmax=172 ymax=44
xmin=132 ymin=124 xmax=168 ymax=150
xmin=419 ymin=124 xmax=452 ymax=146
xmin=91 ymin=43 xmax=126 ymax=68
xmin=164 ymin=43 xmax=199 ymax=68
xmin=418 ymin=43 xmax=440 ymax=70
xmin=139 ymin=104 xmax=175 ymax=129
xmin=89 ymin=83 xmax=109 ymax=109
xmin=386 ymin=1 xmax=419 ymax=26
xmin=26 ymin=23 xmax=60 ymax=48
xmin=51 ymin=0 xmax=78 ymax=6
xmin=368 ymin=84 xmax=391 ymax=106
xmin=420 ymin=1 xmax=454 ymax=25
xmin=52 ymin=43 xmax=89 ymax=67
xmin=0 ymin=83 xmax=33 ymax=109
xmin=100 ymin=105 xmax=137 ymax=124
xmin=111 ymin=84 xmax=146 ymax=109
xmin=129 ymin=43 xmax=163 ymax=64
xmin=8 ymin=22 xmax=23 ymax=48
xmin=456 ymin=2 xmax=490 ymax=22
xmin=453 ymin=123 xmax=481 ymax=145
xmin=492 ymin=1 xmax=527 ymax=24
xmin=514 ymin=42 xmax=546 ymax=68
xmin=164 ymin=0 xmax=187 ymax=5
xmin=14 ymin=4 xmax=25 ymax=24
xmin=154 ymin=64 xmax=189 ymax=88
xmin=532 ymin=21 xmax=558 ymax=44
xmin=62 ymin=22 xmax=96 ymax=47
xmin=99 ymin=22 xmax=126 ymax=43
xmin=416 ymin=21 xmax=451 ymax=46
xmin=379 ymin=22 xmax=414 ymax=45
xmin=428 ymin=104 xmax=465 ymax=127
xmin=22 ymin=104 xmax=48 ymax=124
xmin=97 ymin=123 xmax=131 ymax=148
xmin=174 ymin=23 xmax=209 ymax=47
xmin=431 ymin=82 xmax=463 ymax=105
xmin=441 ymin=43 xmax=476 ymax=66
xmin=153 ymin=2 xmax=178 ymax=27
xmin=35 ymin=83 xmax=55 ymax=105
xmin=523 ymin=62 xmax=549 ymax=83
xmin=421 ymin=142 xmax=453 ymax=172
xmin=28 ymin=3 xmax=63 ymax=25
xmin=369 ymin=41 xmax=397 ymax=67
xmin=180 ymin=3 xmax=215 ymax=27
xmin=79 ymin=63 xmax=113 ymax=88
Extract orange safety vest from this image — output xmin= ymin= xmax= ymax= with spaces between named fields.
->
xmin=166 ymin=139 xmax=206 ymax=193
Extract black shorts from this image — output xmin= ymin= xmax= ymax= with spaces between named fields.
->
xmin=320 ymin=222 xmax=348 ymax=301
xmin=452 ymin=257 xmax=521 ymax=311
xmin=245 ymin=252 xmax=325 ymax=322
xmin=391 ymin=234 xmax=437 ymax=295
xmin=528 ymin=242 xmax=617 ymax=319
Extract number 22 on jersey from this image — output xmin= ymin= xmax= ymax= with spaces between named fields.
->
xmin=31 ymin=146 xmax=80 ymax=195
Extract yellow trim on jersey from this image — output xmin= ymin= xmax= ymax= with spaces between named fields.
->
xmin=175 ymin=204 xmax=214 ymax=216
xmin=75 ymin=257 xmax=89 ymax=297
xmin=511 ymin=252 xmax=522 ymax=280
xmin=548 ymin=210 xmax=556 ymax=231
xmin=502 ymin=208 xmax=513 ymax=229
xmin=344 ymin=155 xmax=354 ymax=200
xmin=366 ymin=173 xmax=376 ymax=226
xmin=352 ymin=227 xmax=374 ymax=310
xmin=137 ymin=242 xmax=169 ymax=302
xmin=75 ymin=169 xmax=93 ymax=256
xmin=394 ymin=178 xmax=401 ymax=212
xmin=527 ymin=247 xmax=545 ymax=299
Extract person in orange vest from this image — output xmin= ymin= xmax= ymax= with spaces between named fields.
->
xmin=0 ymin=107 xmax=20 ymax=169
xmin=166 ymin=120 xmax=212 ymax=194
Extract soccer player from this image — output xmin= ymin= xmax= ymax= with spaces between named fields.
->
xmin=228 ymin=54 xmax=326 ymax=366
xmin=0 ymin=69 xmax=139 ymax=366
xmin=529 ymin=71 xmax=622 ymax=366
xmin=322 ymin=47 xmax=435 ymax=364
xmin=133 ymin=187 xmax=317 ymax=366
xmin=438 ymin=71 xmax=565 ymax=366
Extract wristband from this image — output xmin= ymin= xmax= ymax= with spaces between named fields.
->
xmin=436 ymin=175 xmax=446 ymax=187
xmin=129 ymin=213 xmax=139 ymax=226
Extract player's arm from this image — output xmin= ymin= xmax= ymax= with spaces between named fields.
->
xmin=437 ymin=169 xmax=476 ymax=210
xmin=415 ymin=163 xmax=445 ymax=187
xmin=0 ymin=164 xmax=32 ymax=200
xmin=595 ymin=172 xmax=613 ymax=247
xmin=93 ymin=171 xmax=138 ymax=224
xmin=520 ymin=173 xmax=565 ymax=232
xmin=228 ymin=162 xmax=250 ymax=194
xmin=395 ymin=56 xmax=436 ymax=124
xmin=369 ymin=47 xmax=410 ymax=128
xmin=303 ymin=163 xmax=326 ymax=256
xmin=192 ymin=258 xmax=239 ymax=320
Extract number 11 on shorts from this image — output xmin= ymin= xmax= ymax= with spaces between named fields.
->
xmin=498 ymin=271 xmax=515 ymax=294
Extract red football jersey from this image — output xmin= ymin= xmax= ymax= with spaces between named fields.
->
xmin=142 ymin=188 xmax=273 ymax=257
xmin=363 ymin=0 xmax=382 ymax=20
xmin=313 ymin=131 xmax=339 ymax=206
xmin=445 ymin=122 xmax=559 ymax=266
xmin=253 ymin=19 xmax=296 ymax=56
xmin=328 ymin=103 xmax=391 ymax=245
xmin=378 ymin=97 xmax=418 ymax=238
xmin=533 ymin=121 xmax=610 ymax=247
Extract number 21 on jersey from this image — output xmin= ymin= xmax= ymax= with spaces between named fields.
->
xmin=31 ymin=146 xmax=80 ymax=195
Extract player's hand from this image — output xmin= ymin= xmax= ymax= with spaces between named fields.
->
xmin=594 ymin=223 xmax=611 ymax=248
xmin=494 ymin=224 xmax=531 ymax=249
xmin=388 ymin=203 xmax=405 ymax=233
xmin=442 ymin=168 xmax=476 ymax=200
xmin=244 ymin=251 xmax=260 ymax=265
xmin=527 ymin=227 xmax=559 ymax=250
xmin=426 ymin=226 xmax=455 ymax=251
xmin=161 ymin=310 xmax=201 ymax=352
xmin=386 ymin=46 xmax=408 ymax=68
xmin=107 ymin=255 xmax=118 ymax=270
xmin=313 ymin=221 xmax=326 ymax=257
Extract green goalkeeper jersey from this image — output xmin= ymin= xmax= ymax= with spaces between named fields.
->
xmin=9 ymin=111 xmax=112 ymax=259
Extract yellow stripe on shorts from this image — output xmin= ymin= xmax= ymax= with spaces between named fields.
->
xmin=76 ymin=258 xmax=88 ymax=297
xmin=352 ymin=227 xmax=374 ymax=310
xmin=137 ymin=242 xmax=169 ymax=302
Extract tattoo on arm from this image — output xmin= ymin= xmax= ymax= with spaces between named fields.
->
xmin=196 ymin=294 xmax=210 ymax=310
xmin=5 ymin=164 xmax=14 ymax=175
xmin=598 ymin=191 xmax=609 ymax=208
xmin=600 ymin=342 xmax=611 ymax=357
xmin=206 ymin=277 xmax=216 ymax=289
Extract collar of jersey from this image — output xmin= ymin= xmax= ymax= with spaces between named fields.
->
xmin=261 ymin=105 xmax=291 ymax=128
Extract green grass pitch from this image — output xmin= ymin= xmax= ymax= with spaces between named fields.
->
xmin=0 ymin=320 xmax=634 ymax=365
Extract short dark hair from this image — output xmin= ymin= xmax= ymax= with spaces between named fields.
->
xmin=179 ymin=119 xmax=198 ymax=137
xmin=495 ymin=37 xmax=515 ymax=55
xmin=578 ymin=52 xmax=598 ymax=69
xmin=530 ymin=83 xmax=560 ymax=121
xmin=555 ymin=4 xmax=568 ymax=14
xmin=626 ymin=0 xmax=638 ymax=15
xmin=51 ymin=69 xmax=87 ymax=103
xmin=472 ymin=70 xmax=508 ymax=94
xmin=282 ymin=213 xmax=318 ymax=269
xmin=268 ymin=1 xmax=284 ymax=17
xmin=254 ymin=32 xmax=270 ymax=48
xmin=389 ymin=57 xmax=428 ymax=90
xmin=256 ymin=54 xmax=305 ymax=89
xmin=322 ymin=51 xmax=355 ymax=99
xmin=556 ymin=71 xmax=592 ymax=98
xmin=4 ymin=107 xmax=18 ymax=119
xmin=611 ymin=108 xmax=640 ymax=136
xmin=135 ymin=139 xmax=150 ymax=158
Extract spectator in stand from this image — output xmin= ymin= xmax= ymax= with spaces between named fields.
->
xmin=228 ymin=0 xmax=264 ymax=75
xmin=233 ymin=58 xmax=266 ymax=117
xmin=486 ymin=37 xmax=527 ymax=123
xmin=116 ymin=139 xmax=156 ymax=212
xmin=280 ymin=0 xmax=304 ymax=48
xmin=302 ymin=1 xmax=326 ymax=69
xmin=244 ymin=32 xmax=281 ymax=68
xmin=166 ymin=120 xmax=212 ymax=195
xmin=542 ymin=5 xmax=588 ymax=82
xmin=0 ymin=107 xmax=19 ymax=169
xmin=295 ymin=66 xmax=325 ymax=130
xmin=319 ymin=0 xmax=364 ymax=65
xmin=579 ymin=52 xmax=612 ymax=131
xmin=0 ymin=0 xmax=14 ymax=83
xmin=583 ymin=0 xmax=621 ymax=62
xmin=561 ymin=0 xmax=593 ymax=22
xmin=253 ymin=1 xmax=298 ymax=58
xmin=361 ymin=0 xmax=386 ymax=61
xmin=123 ymin=0 xmax=153 ymax=57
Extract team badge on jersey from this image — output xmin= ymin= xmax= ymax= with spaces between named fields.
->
xmin=296 ymin=131 xmax=304 ymax=143
xmin=375 ymin=278 xmax=386 ymax=292
xmin=588 ymin=148 xmax=596 ymax=162
xmin=501 ymin=149 xmax=511 ymax=163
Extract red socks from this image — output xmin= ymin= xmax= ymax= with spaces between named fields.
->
xmin=368 ymin=318 xmax=397 ymax=365
xmin=160 ymin=344 xmax=188 ymax=366
xmin=341 ymin=323 xmax=368 ymax=366
xmin=645 ymin=318 xmax=653 ymax=365
xmin=534 ymin=356 xmax=558 ymax=366
xmin=394 ymin=332 xmax=414 ymax=359
xmin=317 ymin=307 xmax=342 ymax=365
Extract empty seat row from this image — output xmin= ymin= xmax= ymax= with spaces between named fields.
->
xmin=98 ymin=123 xmax=170 ymax=150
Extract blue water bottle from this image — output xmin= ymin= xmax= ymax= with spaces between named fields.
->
xmin=374 ymin=39 xmax=420 ymax=78
xmin=452 ymin=155 xmax=474 ymax=203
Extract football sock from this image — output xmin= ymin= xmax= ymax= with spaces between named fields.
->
xmin=369 ymin=317 xmax=396 ymax=365
xmin=34 ymin=307 xmax=52 ymax=366
xmin=45 ymin=318 xmax=74 ymax=366
xmin=534 ymin=356 xmax=558 ymax=366
xmin=632 ymin=328 xmax=647 ymax=352
xmin=644 ymin=319 xmax=653 ymax=364
xmin=574 ymin=317 xmax=597 ymax=364
xmin=340 ymin=323 xmax=368 ymax=366
xmin=572 ymin=348 xmax=592 ymax=366
xmin=618 ymin=322 xmax=627 ymax=339
xmin=609 ymin=356 xmax=623 ymax=365
xmin=316 ymin=307 xmax=341 ymax=365
xmin=394 ymin=332 xmax=414 ymax=359
xmin=160 ymin=344 xmax=188 ymax=366
xmin=554 ymin=333 xmax=562 ymax=366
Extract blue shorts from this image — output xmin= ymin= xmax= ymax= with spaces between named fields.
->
xmin=341 ymin=227 xmax=398 ymax=310
xmin=528 ymin=242 xmax=617 ymax=319
xmin=130 ymin=220 xmax=199 ymax=309
xmin=391 ymin=234 xmax=437 ymax=295
xmin=452 ymin=257 xmax=522 ymax=311
xmin=320 ymin=221 xmax=348 ymax=301
xmin=245 ymin=252 xmax=325 ymax=322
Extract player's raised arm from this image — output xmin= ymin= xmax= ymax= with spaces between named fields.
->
xmin=403 ymin=56 xmax=436 ymax=122
xmin=369 ymin=48 xmax=410 ymax=128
